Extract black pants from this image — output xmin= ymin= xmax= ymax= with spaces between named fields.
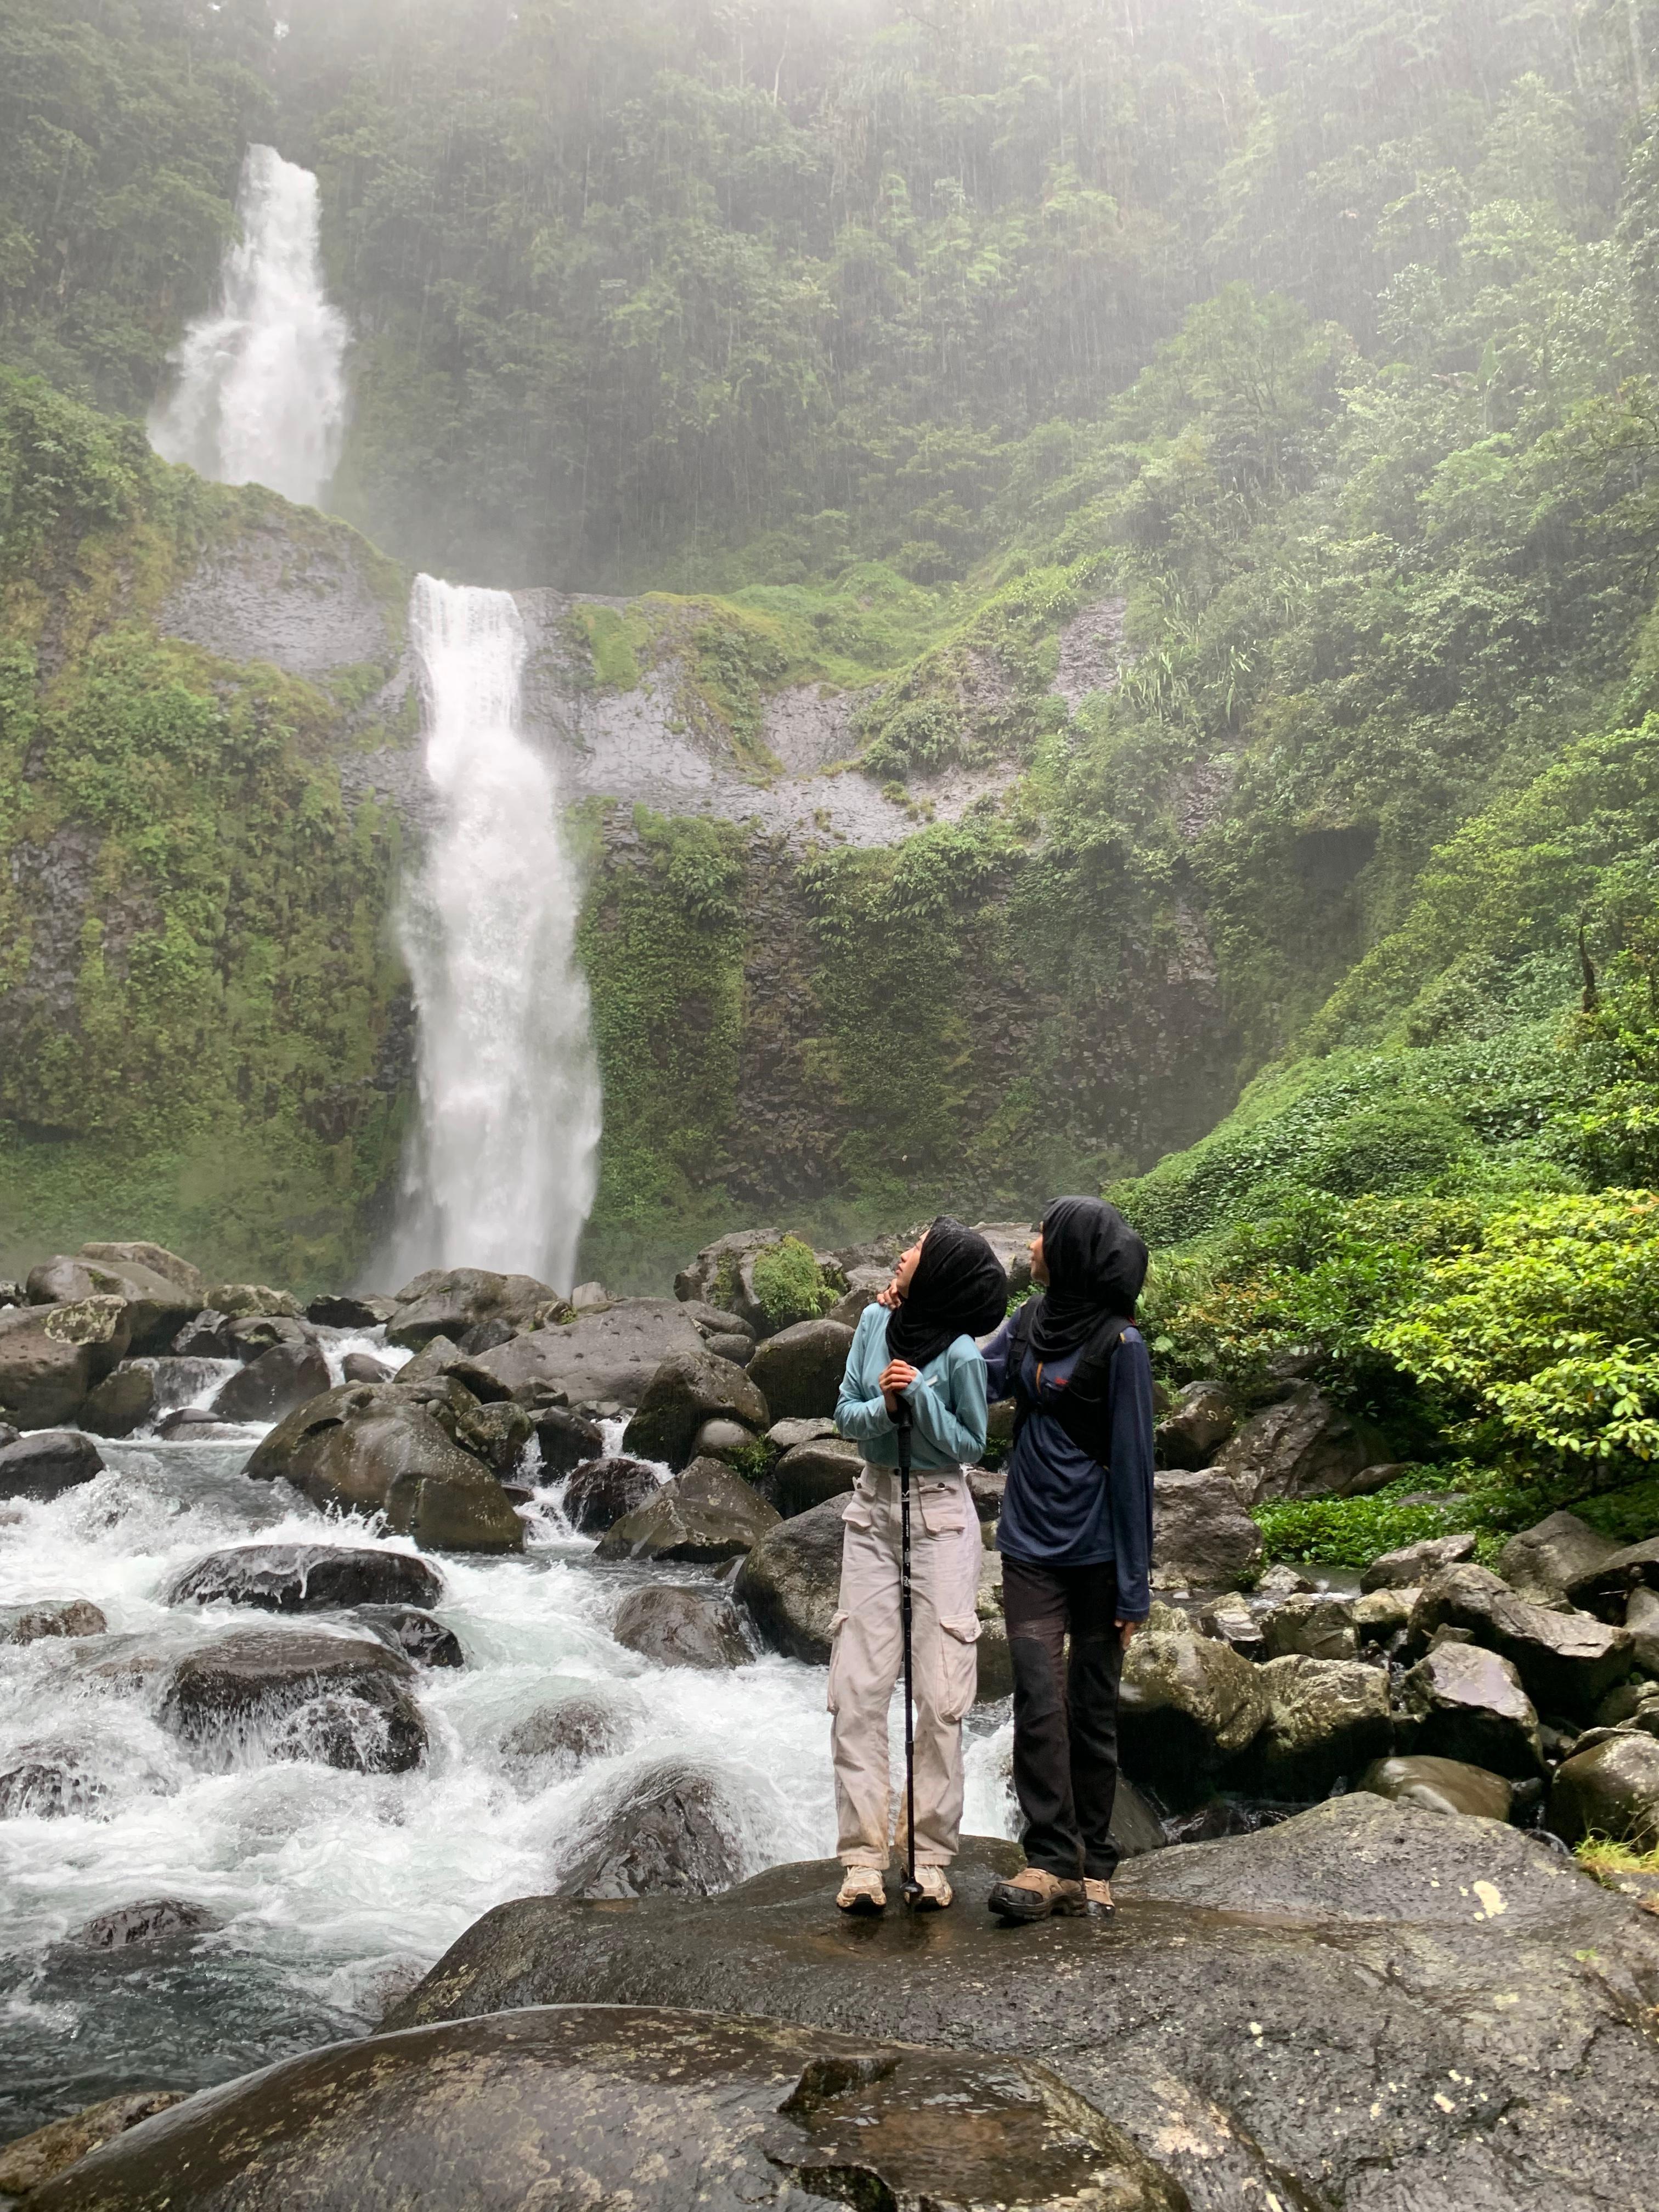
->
xmin=1002 ymin=1556 xmax=1125 ymax=1882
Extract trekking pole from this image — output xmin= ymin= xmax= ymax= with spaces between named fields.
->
xmin=894 ymin=1398 xmax=922 ymax=1909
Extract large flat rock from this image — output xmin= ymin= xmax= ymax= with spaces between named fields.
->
xmin=464 ymin=1298 xmax=705 ymax=1409
xmin=387 ymin=1796 xmax=1659 ymax=2212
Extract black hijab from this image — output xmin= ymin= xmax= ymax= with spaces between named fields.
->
xmin=1027 ymin=1197 xmax=1148 ymax=1363
xmin=885 ymin=1216 xmax=1009 ymax=1371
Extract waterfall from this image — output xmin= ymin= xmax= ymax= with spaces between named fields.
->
xmin=390 ymin=575 xmax=602 ymax=1293
xmin=149 ymin=144 xmax=348 ymax=509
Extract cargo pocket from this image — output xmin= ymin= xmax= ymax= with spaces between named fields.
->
xmin=826 ymin=1609 xmax=850 ymax=1713
xmin=939 ymin=1613 xmax=981 ymax=1723
xmin=917 ymin=1479 xmax=968 ymax=1536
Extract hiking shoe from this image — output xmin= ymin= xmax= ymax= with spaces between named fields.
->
xmin=913 ymin=1864 xmax=953 ymax=1911
xmin=986 ymin=1866 xmax=1087 ymax=1922
xmin=836 ymin=1866 xmax=886 ymax=1914
xmin=1083 ymin=1877 xmax=1114 ymax=1916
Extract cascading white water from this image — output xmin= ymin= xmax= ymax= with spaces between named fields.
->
xmin=390 ymin=575 xmax=602 ymax=1293
xmin=148 ymin=144 xmax=348 ymax=509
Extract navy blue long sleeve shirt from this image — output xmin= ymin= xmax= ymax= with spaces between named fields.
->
xmin=981 ymin=1312 xmax=1156 ymax=1618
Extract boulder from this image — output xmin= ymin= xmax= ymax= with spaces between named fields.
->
xmin=1566 ymin=1533 xmax=1659 ymax=1618
xmin=532 ymin=1405 xmax=606 ymax=1477
xmin=446 ymin=1395 xmax=532 ymax=1476
xmin=245 ymin=1386 xmax=524 ymax=1553
xmin=386 ymin=1267 xmax=557 ymax=1351
xmin=1117 ymin=1624 xmax=1267 ymax=1804
xmin=1209 ymin=1384 xmax=1391 ymax=1505
xmin=1496 ymin=1510 xmax=1621 ymax=1605
xmin=612 ymin=1584 xmax=752 ymax=1670
xmin=341 ymin=1351 xmax=391 ymax=1384
xmin=974 ymin=1547 xmax=1012 ymax=1701
xmin=1254 ymin=1562 xmax=1316 ymax=1599
xmin=966 ymin=1464 xmax=1006 ymax=1521
xmin=595 ymin=1458 xmax=780 ymax=1565
xmin=165 ymin=1542 xmax=444 ymax=1614
xmin=1627 ymin=1584 xmax=1659 ymax=1675
xmin=704 ymin=1334 xmax=754 ymax=1367
xmin=562 ymin=1453 xmax=661 ymax=1534
xmin=207 ymin=1283 xmax=304 ymax=1320
xmin=306 ymin=1292 xmax=396 ymax=1329
xmin=556 ymin=1760 xmax=747 ymax=1899
xmin=672 ymin=1226 xmax=785 ymax=1331
xmin=397 ymin=1333 xmax=465 ymax=1383
xmin=355 ymin=1605 xmax=465 ymax=1669
xmin=764 ymin=1415 xmax=838 ymax=1453
xmin=620 ymin=1345 xmax=769 ymax=1470
xmin=382 ymin=1796 xmax=1659 ymax=2212
xmin=0 ymin=1427 xmax=105 ymax=1499
xmin=678 ymin=1300 xmax=756 ymax=1346
xmin=1358 ymin=1754 xmax=1514 ymax=1824
xmin=1361 ymin=1531 xmax=1477 ymax=1590
xmin=0 ymin=1296 xmax=129 ymax=1429
xmin=22 ymin=2007 xmax=1177 ymax=2212
xmin=80 ymin=1240 xmax=203 ymax=1297
xmin=0 ymin=1740 xmax=109 ymax=1818
xmin=0 ymin=2091 xmax=187 ymax=2199
xmin=1150 ymin=1468 xmax=1263 ymax=1591
xmin=1261 ymin=1593 xmax=1359 ymax=1663
xmin=744 ymin=1318 xmax=854 ymax=1421
xmin=968 ymin=1221 xmax=1034 ymax=1300
xmin=1250 ymin=1655 xmax=1393 ymax=1797
xmin=1154 ymin=1379 xmax=1238 ymax=1469
xmin=1196 ymin=1589 xmax=1265 ymax=1657
xmin=172 ymin=1310 xmax=232 ymax=1356
xmin=69 ymin=1899 xmax=221 ymax=1950
xmin=224 ymin=1313 xmax=310 ymax=1360
xmin=210 ymin=1339 xmax=331 ymax=1424
xmin=690 ymin=1417 xmax=756 ymax=1462
xmin=79 ymin=1361 xmax=156 ymax=1437
xmin=1397 ymin=1639 xmax=1544 ymax=1777
xmin=501 ymin=1684 xmax=643 ymax=1780
xmin=27 ymin=1250 xmax=198 ymax=1354
xmin=732 ymin=1494 xmax=844 ymax=1663
xmin=1411 ymin=1564 xmax=1633 ymax=1719
xmin=768 ymin=1436 xmax=861 ymax=1517
xmin=464 ymin=1299 xmax=706 ymax=1410
xmin=0 ymin=1597 xmax=106 ymax=1643
xmin=569 ymin=1280 xmax=609 ymax=1312
xmin=1108 ymin=1774 xmax=1169 ymax=1859
xmin=159 ymin=1628 xmax=426 ymax=1772
xmin=828 ymin=1264 xmax=891 ymax=1328
xmin=1352 ymin=1585 xmax=1416 ymax=1640
xmin=1549 ymin=1732 xmax=1659 ymax=1849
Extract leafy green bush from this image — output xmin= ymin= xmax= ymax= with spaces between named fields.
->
xmin=1252 ymin=1483 xmax=1464 ymax=1570
xmin=751 ymin=1236 xmax=838 ymax=1329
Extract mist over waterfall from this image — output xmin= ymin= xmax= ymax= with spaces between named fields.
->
xmin=390 ymin=574 xmax=602 ymax=1292
xmin=148 ymin=144 xmax=348 ymax=509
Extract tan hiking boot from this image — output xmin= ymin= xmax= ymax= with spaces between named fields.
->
xmin=1084 ymin=1876 xmax=1114 ymax=1915
xmin=913 ymin=1864 xmax=953 ymax=1910
xmin=986 ymin=1865 xmax=1087 ymax=1922
xmin=836 ymin=1865 xmax=886 ymax=1914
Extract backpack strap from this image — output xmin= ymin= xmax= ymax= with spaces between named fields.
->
xmin=1011 ymin=1308 xmax=1133 ymax=1470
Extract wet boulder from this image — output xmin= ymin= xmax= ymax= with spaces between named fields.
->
xmin=1411 ymin=1564 xmax=1633 ymax=1719
xmin=397 ymin=1332 xmax=465 ymax=1383
xmin=1496 ymin=1510 xmax=1621 ymax=1605
xmin=211 ymin=1338 xmax=331 ymax=1424
xmin=1 ymin=1596 xmax=106 ymax=1643
xmin=340 ymin=1351 xmax=391 ymax=1384
xmin=764 ymin=1415 xmax=838 ymax=1454
xmin=166 ymin=1542 xmax=444 ymax=1614
xmin=207 ymin=1284 xmax=304 ymax=1321
xmin=768 ymin=1436 xmax=861 ymax=1518
xmin=1358 ymin=1753 xmax=1514 ymax=1823
xmin=306 ymin=1292 xmax=396 ymax=1329
xmin=1352 ymin=1585 xmax=1417 ymax=1641
xmin=223 ymin=1313 xmax=310 ymax=1361
xmin=1255 ymin=1562 xmax=1316 ymax=1599
xmin=386 ymin=1267 xmax=557 ymax=1352
xmin=1150 ymin=1468 xmax=1263 ymax=1592
xmin=23 ymin=2007 xmax=1178 ymax=2212
xmin=1397 ymin=1639 xmax=1544 ymax=1777
xmin=595 ymin=1457 xmax=779 ymax=1565
xmin=1250 ymin=1655 xmax=1392 ymax=1797
xmin=445 ymin=1394 xmax=532 ymax=1476
xmin=679 ymin=1300 xmax=757 ymax=1351
xmin=1549 ymin=1731 xmax=1659 ymax=1849
xmin=0 ymin=1740 xmax=110 ymax=1818
xmin=557 ymin=1761 xmax=747 ymax=1899
xmin=464 ymin=1297 xmax=706 ymax=1410
xmin=672 ymin=1226 xmax=786 ymax=1333
xmin=1361 ymin=1530 xmax=1478 ymax=1590
xmin=27 ymin=1249 xmax=199 ymax=1355
xmin=79 ymin=1361 xmax=156 ymax=1437
xmin=0 ymin=2091 xmax=187 ymax=2199
xmin=0 ymin=1296 xmax=129 ymax=1429
xmin=70 ymin=1898 xmax=221 ymax=1949
xmin=745 ymin=1318 xmax=854 ymax=1421
xmin=355 ymin=1605 xmax=464 ymax=1669
xmin=1566 ymin=1533 xmax=1659 ymax=1618
xmin=620 ymin=1345 xmax=769 ymax=1470
xmin=732 ymin=1493 xmax=844 ymax=1663
xmin=160 ymin=1628 xmax=426 ymax=1772
xmin=532 ymin=1404 xmax=606 ymax=1477
xmin=501 ymin=1683 xmax=644 ymax=1782
xmin=1117 ymin=1623 xmax=1268 ymax=1805
xmin=563 ymin=1454 xmax=661 ymax=1533
xmin=1154 ymin=1379 xmax=1237 ymax=1469
xmin=1627 ymin=1584 xmax=1659 ymax=1674
xmin=1209 ymin=1384 xmax=1391 ymax=1505
xmin=613 ymin=1584 xmax=752 ymax=1671
xmin=1261 ymin=1593 xmax=1359 ymax=1664
xmin=172 ymin=1310 xmax=232 ymax=1356
xmin=974 ymin=1547 xmax=1012 ymax=1701
xmin=0 ymin=1427 xmax=105 ymax=1499
xmin=1196 ymin=1589 xmax=1265 ymax=1658
xmin=690 ymin=1417 xmax=757 ymax=1463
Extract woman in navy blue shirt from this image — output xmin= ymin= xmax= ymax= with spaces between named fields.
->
xmin=979 ymin=1197 xmax=1155 ymax=1921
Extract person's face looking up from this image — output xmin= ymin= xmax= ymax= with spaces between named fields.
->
xmin=891 ymin=1232 xmax=926 ymax=1300
xmin=1029 ymin=1229 xmax=1048 ymax=1286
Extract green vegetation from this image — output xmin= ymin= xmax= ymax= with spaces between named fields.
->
xmin=750 ymin=1236 xmax=840 ymax=1329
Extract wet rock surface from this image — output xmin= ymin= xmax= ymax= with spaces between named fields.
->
xmin=0 ymin=1741 xmax=109 ymax=1820
xmin=1209 ymin=1384 xmax=1391 ymax=1504
xmin=1410 ymin=1563 xmax=1633 ymax=1718
xmin=1149 ymin=1468 xmax=1262 ymax=1591
xmin=620 ymin=1345 xmax=769 ymax=1470
xmin=0 ymin=1429 xmax=105 ymax=1500
xmin=0 ymin=1597 xmax=106 ymax=1644
xmin=78 ymin=1362 xmax=155 ymax=1437
xmin=1568 ymin=1532 xmax=1659 ymax=1615
xmin=1496 ymin=1510 xmax=1621 ymax=1604
xmin=1153 ymin=1379 xmax=1237 ymax=1469
xmin=1117 ymin=1623 xmax=1266 ymax=1804
xmin=384 ymin=1267 xmax=556 ymax=1351
xmin=1250 ymin=1653 xmax=1392 ymax=1797
xmin=464 ymin=1297 xmax=705 ymax=1410
xmin=0 ymin=1297 xmax=129 ymax=1430
xmin=499 ymin=1684 xmax=644 ymax=1781
xmin=1397 ymin=1638 xmax=1544 ymax=1776
xmin=557 ymin=1760 xmax=748 ymax=1899
xmin=532 ymin=1404 xmax=606 ymax=1477
xmin=385 ymin=1797 xmax=1659 ymax=2212
xmin=1358 ymin=1753 xmax=1515 ymax=1822
xmin=165 ymin=1544 xmax=444 ymax=1615
xmin=68 ymin=1900 xmax=222 ymax=1951
xmin=158 ymin=1629 xmax=427 ymax=1774
xmin=1549 ymin=1731 xmax=1659 ymax=1848
xmin=745 ymin=1319 xmax=855 ymax=1421
xmin=26 ymin=2006 xmax=1178 ymax=2212
xmin=612 ymin=1583 xmax=752 ymax=1670
xmin=210 ymin=1340 xmax=331 ymax=1425
xmin=561 ymin=1452 xmax=660 ymax=1533
xmin=0 ymin=2090 xmax=187 ymax=2199
xmin=766 ymin=1436 xmax=861 ymax=1518
xmin=732 ymin=1493 xmax=844 ymax=1663
xmin=595 ymin=1457 xmax=780 ymax=1564
xmin=353 ymin=1605 xmax=464 ymax=1670
xmin=1360 ymin=1530 xmax=1477 ymax=1589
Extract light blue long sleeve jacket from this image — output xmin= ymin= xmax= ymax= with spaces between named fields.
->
xmin=834 ymin=1301 xmax=990 ymax=1469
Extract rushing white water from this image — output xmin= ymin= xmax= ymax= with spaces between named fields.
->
xmin=148 ymin=144 xmax=348 ymax=509
xmin=388 ymin=576 xmax=602 ymax=1293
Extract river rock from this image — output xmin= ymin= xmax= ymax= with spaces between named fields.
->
xmin=974 ymin=1547 xmax=1011 ymax=1701
xmin=382 ymin=1794 xmax=1659 ymax=2212
xmin=1117 ymin=1623 xmax=1267 ymax=1803
xmin=464 ymin=1297 xmax=706 ymax=1410
xmin=1352 ymin=1585 xmax=1416 ymax=1639
xmin=210 ymin=1338 xmax=331 ymax=1424
xmin=0 ymin=1740 xmax=109 ymax=1818
xmin=306 ymin=1292 xmax=395 ymax=1328
xmin=745 ymin=1318 xmax=853 ymax=1421
xmin=70 ymin=1898 xmax=222 ymax=1949
xmin=1361 ymin=1530 xmax=1478 ymax=1589
xmin=613 ymin=1584 xmax=751 ymax=1669
xmin=166 ymin=1543 xmax=445 ymax=1613
xmin=967 ymin=1463 xmax=1006 ymax=1521
xmin=0 ymin=1296 xmax=129 ymax=1429
xmin=1566 ymin=1533 xmax=1659 ymax=1617
xmin=620 ymin=1345 xmax=769 ymax=1469
xmin=1358 ymin=1753 xmax=1514 ymax=1822
xmin=1261 ymin=1592 xmax=1358 ymax=1663
xmin=78 ymin=1361 xmax=156 ymax=1437
xmin=355 ymin=1605 xmax=464 ymax=1669
xmin=557 ymin=1760 xmax=747 ymax=1899
xmin=690 ymin=1416 xmax=757 ymax=1462
xmin=27 ymin=1250 xmax=198 ymax=1355
xmin=1196 ymin=1589 xmax=1264 ymax=1656
xmin=1627 ymin=1584 xmax=1659 ymax=1674
xmin=1496 ymin=1510 xmax=1621 ymax=1604
xmin=207 ymin=1283 xmax=303 ymax=1320
xmin=25 ymin=2006 xmax=1178 ymax=2212
xmin=382 ymin=1267 xmax=554 ymax=1350
xmin=222 ymin=1314 xmax=309 ymax=1361
xmin=595 ymin=1457 xmax=780 ymax=1564
xmin=340 ymin=1351 xmax=391 ymax=1383
xmin=732 ymin=1493 xmax=844 ymax=1662
xmin=1254 ymin=1562 xmax=1315 ymax=1598
xmin=1 ymin=1596 xmax=106 ymax=1643
xmin=768 ymin=1436 xmax=861 ymax=1517
xmin=1250 ymin=1654 xmax=1392 ymax=1796
xmin=562 ymin=1453 xmax=660 ymax=1532
xmin=0 ymin=2090 xmax=187 ymax=2198
xmin=679 ymin=1300 xmax=756 ymax=1347
xmin=245 ymin=1386 xmax=523 ymax=1552
xmin=764 ymin=1415 xmax=837 ymax=1453
xmin=445 ymin=1394 xmax=532 ymax=1475
xmin=501 ymin=1684 xmax=644 ymax=1780
xmin=396 ymin=1332 xmax=465 ymax=1383
xmin=673 ymin=1227 xmax=785 ymax=1331
xmin=1397 ymin=1639 xmax=1544 ymax=1776
xmin=828 ymin=1263 xmax=891 ymax=1327
xmin=1209 ymin=1384 xmax=1391 ymax=1504
xmin=172 ymin=1310 xmax=232 ymax=1356
xmin=1411 ymin=1563 xmax=1633 ymax=1719
xmin=532 ymin=1404 xmax=606 ymax=1476
xmin=0 ymin=1427 xmax=105 ymax=1499
xmin=1149 ymin=1468 xmax=1263 ymax=1591
xmin=159 ymin=1628 xmax=426 ymax=1772
xmin=1549 ymin=1731 xmax=1659 ymax=1848
xmin=1154 ymin=1379 xmax=1237 ymax=1469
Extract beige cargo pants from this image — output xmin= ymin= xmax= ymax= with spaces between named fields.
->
xmin=828 ymin=1464 xmax=983 ymax=1867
